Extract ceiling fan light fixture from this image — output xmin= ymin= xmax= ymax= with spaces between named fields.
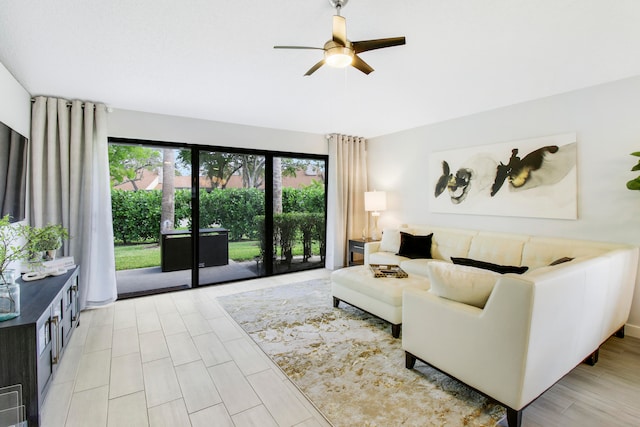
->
xmin=274 ymin=0 xmax=405 ymax=75
xmin=325 ymin=46 xmax=354 ymax=68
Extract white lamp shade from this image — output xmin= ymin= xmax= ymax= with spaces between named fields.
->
xmin=364 ymin=191 xmax=387 ymax=213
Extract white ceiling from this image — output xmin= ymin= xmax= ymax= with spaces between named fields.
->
xmin=2 ymin=0 xmax=640 ymax=138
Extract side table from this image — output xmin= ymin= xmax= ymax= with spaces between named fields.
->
xmin=348 ymin=238 xmax=375 ymax=266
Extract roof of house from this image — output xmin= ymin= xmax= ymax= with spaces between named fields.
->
xmin=113 ymin=169 xmax=322 ymax=191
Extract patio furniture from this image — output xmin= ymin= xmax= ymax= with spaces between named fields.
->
xmin=160 ymin=228 xmax=229 ymax=272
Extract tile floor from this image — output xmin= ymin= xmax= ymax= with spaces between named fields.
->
xmin=41 ymin=266 xmax=640 ymax=427
xmin=41 ymin=268 xmax=333 ymax=427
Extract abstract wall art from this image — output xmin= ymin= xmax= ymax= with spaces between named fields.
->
xmin=429 ymin=133 xmax=577 ymax=219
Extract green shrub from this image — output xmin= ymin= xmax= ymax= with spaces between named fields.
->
xmin=282 ymin=182 xmax=325 ymax=213
xmin=111 ymin=190 xmax=162 ymax=243
xmin=112 ymin=187 xmax=324 ymax=244
xmin=193 ymin=188 xmax=265 ymax=241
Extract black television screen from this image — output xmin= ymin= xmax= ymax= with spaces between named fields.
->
xmin=0 ymin=120 xmax=27 ymax=223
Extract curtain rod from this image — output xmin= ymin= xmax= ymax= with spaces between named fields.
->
xmin=30 ymin=98 xmax=93 ymax=108
xmin=29 ymin=98 xmax=112 ymax=111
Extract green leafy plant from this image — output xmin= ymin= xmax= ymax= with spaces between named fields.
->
xmin=0 ymin=215 xmax=33 ymax=282
xmin=30 ymin=224 xmax=70 ymax=252
xmin=627 ymin=152 xmax=640 ymax=190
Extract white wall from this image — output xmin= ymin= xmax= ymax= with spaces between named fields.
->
xmin=0 ymin=62 xmax=30 ymax=137
xmin=108 ymin=108 xmax=328 ymax=155
xmin=367 ymin=74 xmax=640 ymax=337
xmin=0 ymin=61 xmax=31 ymax=271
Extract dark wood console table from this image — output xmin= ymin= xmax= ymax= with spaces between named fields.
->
xmin=160 ymin=228 xmax=229 ymax=272
xmin=0 ymin=266 xmax=80 ymax=426
xmin=348 ymin=238 xmax=375 ymax=266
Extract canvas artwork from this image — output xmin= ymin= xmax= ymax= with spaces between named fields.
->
xmin=429 ymin=133 xmax=577 ymax=219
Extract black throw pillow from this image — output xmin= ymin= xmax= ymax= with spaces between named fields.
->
xmin=451 ymin=257 xmax=529 ymax=274
xmin=396 ymin=232 xmax=433 ymax=259
xmin=549 ymin=257 xmax=574 ymax=266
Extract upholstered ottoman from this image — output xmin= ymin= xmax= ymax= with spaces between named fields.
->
xmin=331 ymin=265 xmax=430 ymax=338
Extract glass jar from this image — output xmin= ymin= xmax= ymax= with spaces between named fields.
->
xmin=0 ymin=270 xmax=19 ymax=321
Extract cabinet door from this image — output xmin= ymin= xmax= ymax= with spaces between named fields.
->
xmin=70 ymin=274 xmax=80 ymax=328
xmin=36 ymin=308 xmax=54 ymax=401
xmin=51 ymin=291 xmax=64 ymax=365
xmin=62 ymin=280 xmax=75 ymax=348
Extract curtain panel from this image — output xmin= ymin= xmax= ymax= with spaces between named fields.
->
xmin=30 ymin=96 xmax=117 ymax=309
xmin=326 ymin=134 xmax=367 ymax=269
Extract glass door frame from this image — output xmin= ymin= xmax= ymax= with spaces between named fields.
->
xmin=110 ymin=137 xmax=328 ymax=288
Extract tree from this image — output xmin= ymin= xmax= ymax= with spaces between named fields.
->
xmin=241 ymin=154 xmax=265 ymax=188
xmin=161 ymin=149 xmax=175 ymax=231
xmin=273 ymin=157 xmax=282 ymax=214
xmin=177 ymin=151 xmax=243 ymax=189
xmin=108 ymin=145 xmax=162 ymax=191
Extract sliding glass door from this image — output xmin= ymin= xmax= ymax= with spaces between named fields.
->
xmin=271 ymin=156 xmax=326 ymax=274
xmin=197 ymin=151 xmax=266 ymax=285
xmin=109 ymin=142 xmax=193 ymax=297
xmin=109 ymin=137 xmax=327 ymax=297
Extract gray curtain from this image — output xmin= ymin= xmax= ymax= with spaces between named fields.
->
xmin=30 ymin=96 xmax=117 ymax=309
xmin=326 ymin=134 xmax=368 ymax=269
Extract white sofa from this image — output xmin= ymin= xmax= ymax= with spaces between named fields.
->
xmin=364 ymin=225 xmax=638 ymax=427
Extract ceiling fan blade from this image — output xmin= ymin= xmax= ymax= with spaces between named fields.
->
xmin=351 ymin=54 xmax=374 ymax=75
xmin=352 ymin=37 xmax=406 ymax=53
xmin=274 ymin=46 xmax=324 ymax=50
xmin=332 ymin=15 xmax=347 ymax=45
xmin=304 ymin=59 xmax=326 ymax=76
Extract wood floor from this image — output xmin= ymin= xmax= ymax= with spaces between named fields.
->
xmin=41 ymin=268 xmax=640 ymax=427
xmin=522 ymin=331 xmax=640 ymax=426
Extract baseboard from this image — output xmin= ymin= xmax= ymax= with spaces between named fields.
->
xmin=625 ymin=323 xmax=640 ymax=339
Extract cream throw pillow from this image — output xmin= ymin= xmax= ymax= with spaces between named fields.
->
xmin=428 ymin=262 xmax=499 ymax=308
xmin=379 ymin=228 xmax=412 ymax=253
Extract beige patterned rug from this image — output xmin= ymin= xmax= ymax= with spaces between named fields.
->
xmin=218 ymin=279 xmax=504 ymax=426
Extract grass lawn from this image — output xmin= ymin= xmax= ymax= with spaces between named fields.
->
xmin=114 ymin=240 xmax=262 ymax=271
xmin=114 ymin=240 xmax=320 ymax=271
xmin=114 ymin=244 xmax=160 ymax=270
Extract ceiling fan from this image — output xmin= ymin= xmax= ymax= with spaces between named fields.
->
xmin=274 ymin=0 xmax=406 ymax=76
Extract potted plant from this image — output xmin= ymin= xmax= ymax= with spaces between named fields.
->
xmin=627 ymin=152 xmax=640 ymax=190
xmin=29 ymin=224 xmax=70 ymax=261
xmin=0 ymin=215 xmax=32 ymax=321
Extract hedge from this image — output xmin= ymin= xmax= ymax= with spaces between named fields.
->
xmin=255 ymin=212 xmax=325 ymax=266
xmin=111 ymin=190 xmax=162 ymax=244
xmin=112 ymin=187 xmax=325 ymax=244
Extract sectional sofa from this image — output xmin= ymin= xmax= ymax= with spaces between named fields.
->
xmin=363 ymin=225 xmax=638 ymax=427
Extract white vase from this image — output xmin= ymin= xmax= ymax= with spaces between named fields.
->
xmin=45 ymin=249 xmax=57 ymax=261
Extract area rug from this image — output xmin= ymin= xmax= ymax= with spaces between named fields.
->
xmin=217 ymin=279 xmax=504 ymax=426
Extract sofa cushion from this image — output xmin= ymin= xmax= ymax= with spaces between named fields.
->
xmin=522 ymin=238 xmax=611 ymax=269
xmin=396 ymin=232 xmax=433 ymax=259
xmin=331 ymin=266 xmax=430 ymax=308
xmin=451 ymin=257 xmax=529 ymax=274
xmin=523 ymin=256 xmax=592 ymax=278
xmin=431 ymin=230 xmax=475 ymax=261
xmin=369 ymin=251 xmax=409 ymax=266
xmin=428 ymin=262 xmax=499 ymax=308
xmin=400 ymin=258 xmax=441 ymax=277
xmin=467 ymin=233 xmax=528 ymax=266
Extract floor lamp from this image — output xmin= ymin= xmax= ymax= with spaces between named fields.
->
xmin=365 ymin=191 xmax=387 ymax=240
